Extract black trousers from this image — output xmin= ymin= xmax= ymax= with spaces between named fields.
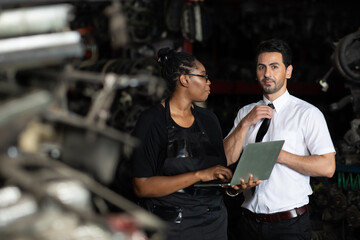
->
xmin=239 ymin=209 xmax=311 ymax=240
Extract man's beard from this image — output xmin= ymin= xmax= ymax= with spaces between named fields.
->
xmin=261 ymin=78 xmax=283 ymax=94
xmin=263 ymin=85 xmax=277 ymax=94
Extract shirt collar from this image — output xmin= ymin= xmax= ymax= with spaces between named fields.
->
xmin=262 ymin=89 xmax=290 ymax=112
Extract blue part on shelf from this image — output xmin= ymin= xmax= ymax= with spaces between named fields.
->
xmin=336 ymin=164 xmax=360 ymax=173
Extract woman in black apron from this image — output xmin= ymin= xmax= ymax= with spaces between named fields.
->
xmin=132 ymin=48 xmax=255 ymax=240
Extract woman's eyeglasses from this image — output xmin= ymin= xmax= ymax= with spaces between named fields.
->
xmin=185 ymin=73 xmax=209 ymax=82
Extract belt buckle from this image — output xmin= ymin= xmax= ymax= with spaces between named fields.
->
xmin=288 ymin=209 xmax=297 ymax=219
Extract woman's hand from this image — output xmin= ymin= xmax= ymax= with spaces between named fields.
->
xmin=195 ymin=165 xmax=233 ymax=182
xmin=134 ymin=165 xmax=233 ymax=198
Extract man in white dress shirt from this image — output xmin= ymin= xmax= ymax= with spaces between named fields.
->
xmin=223 ymin=38 xmax=336 ymax=240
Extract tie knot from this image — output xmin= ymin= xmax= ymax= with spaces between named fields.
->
xmin=268 ymin=103 xmax=275 ymax=109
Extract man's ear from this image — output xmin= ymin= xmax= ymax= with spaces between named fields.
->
xmin=286 ymin=65 xmax=293 ymax=79
xmin=179 ymin=74 xmax=189 ymax=87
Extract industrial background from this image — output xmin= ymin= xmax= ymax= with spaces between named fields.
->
xmin=0 ymin=0 xmax=359 ymax=240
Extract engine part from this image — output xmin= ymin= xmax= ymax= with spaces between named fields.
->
xmin=105 ymin=1 xmax=129 ymax=48
xmin=181 ymin=0 xmax=212 ymax=43
xmin=0 ymin=4 xmax=74 ymax=38
xmin=45 ymin=179 xmax=92 ymax=211
xmin=0 ymin=31 xmax=85 ymax=70
xmin=0 ymin=90 xmax=52 ymax=151
xmin=333 ymin=30 xmax=360 ymax=84
xmin=346 ymin=205 xmax=360 ymax=228
xmin=0 ymin=153 xmax=167 ymax=239
xmin=0 ymin=186 xmax=37 ymax=227
xmin=165 ymin=0 xmax=183 ymax=32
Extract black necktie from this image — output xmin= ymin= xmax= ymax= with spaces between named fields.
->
xmin=252 ymin=103 xmax=275 ymax=195
xmin=255 ymin=103 xmax=275 ymax=143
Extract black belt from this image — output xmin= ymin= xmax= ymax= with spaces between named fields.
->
xmin=242 ymin=205 xmax=308 ymax=223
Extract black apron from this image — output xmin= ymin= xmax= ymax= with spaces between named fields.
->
xmin=145 ymin=99 xmax=228 ymax=240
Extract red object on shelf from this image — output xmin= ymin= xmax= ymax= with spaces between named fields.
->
xmin=183 ymin=39 xmax=193 ymax=54
xmin=106 ymin=213 xmax=150 ymax=240
xmin=210 ymin=81 xmax=262 ymax=94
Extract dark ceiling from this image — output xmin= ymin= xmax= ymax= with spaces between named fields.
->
xmin=193 ymin=0 xmax=360 ymax=83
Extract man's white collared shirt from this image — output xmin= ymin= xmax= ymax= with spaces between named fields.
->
xmin=228 ymin=90 xmax=336 ymax=214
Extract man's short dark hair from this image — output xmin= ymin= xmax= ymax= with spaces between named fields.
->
xmin=256 ymin=38 xmax=292 ymax=68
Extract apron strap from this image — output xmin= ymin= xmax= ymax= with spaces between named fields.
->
xmin=191 ymin=105 xmax=207 ymax=136
xmin=164 ymin=98 xmax=173 ymax=130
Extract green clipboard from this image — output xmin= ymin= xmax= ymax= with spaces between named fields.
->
xmin=230 ymin=140 xmax=285 ymax=184
xmin=194 ymin=140 xmax=285 ymax=187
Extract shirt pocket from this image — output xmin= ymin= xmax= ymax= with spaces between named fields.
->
xmin=272 ymin=130 xmax=297 ymax=153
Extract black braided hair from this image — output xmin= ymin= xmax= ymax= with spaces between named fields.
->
xmin=157 ymin=47 xmax=197 ymax=94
